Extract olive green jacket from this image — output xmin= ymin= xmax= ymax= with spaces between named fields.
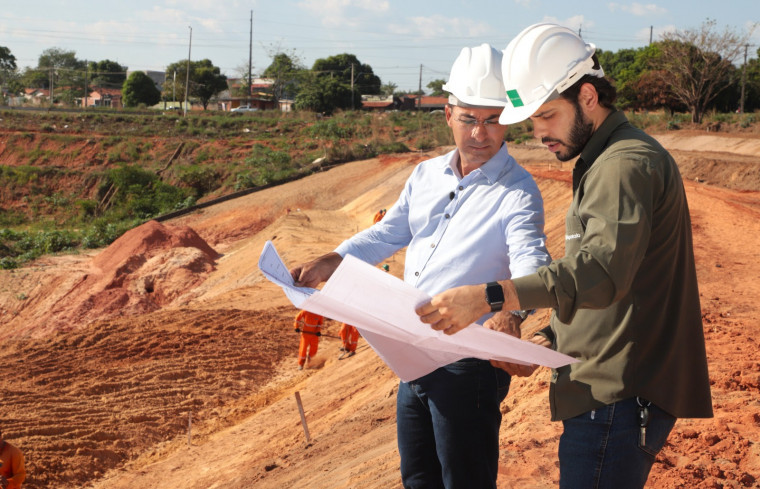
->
xmin=514 ymin=111 xmax=713 ymax=421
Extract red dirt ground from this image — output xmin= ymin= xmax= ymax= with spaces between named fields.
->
xmin=0 ymin=133 xmax=759 ymax=489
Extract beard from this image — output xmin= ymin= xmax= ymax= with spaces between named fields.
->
xmin=543 ymin=103 xmax=594 ymax=162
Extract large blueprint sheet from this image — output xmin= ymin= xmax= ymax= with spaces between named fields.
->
xmin=258 ymin=241 xmax=577 ymax=381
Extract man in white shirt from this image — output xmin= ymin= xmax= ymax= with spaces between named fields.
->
xmin=290 ymin=43 xmax=550 ymax=489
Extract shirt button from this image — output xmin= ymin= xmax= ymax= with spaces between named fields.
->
xmin=414 ymin=271 xmax=419 ymax=276
xmin=459 ymin=185 xmax=464 ymax=190
xmin=445 ymin=214 xmax=450 ymax=219
xmin=430 ymin=243 xmax=435 ymax=248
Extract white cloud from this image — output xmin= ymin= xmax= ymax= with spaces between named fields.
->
xmin=608 ymin=2 xmax=667 ymax=16
xmin=390 ymin=14 xmax=491 ymax=39
xmin=165 ymin=0 xmax=236 ymax=12
xmin=298 ymin=0 xmax=390 ymax=27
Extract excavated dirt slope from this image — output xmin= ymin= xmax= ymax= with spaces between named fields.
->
xmin=0 ymin=133 xmax=759 ymax=489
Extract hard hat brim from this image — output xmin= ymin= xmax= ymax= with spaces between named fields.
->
xmin=445 ymin=92 xmax=508 ymax=108
xmin=498 ymin=95 xmax=549 ymax=125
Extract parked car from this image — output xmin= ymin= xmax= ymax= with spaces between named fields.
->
xmin=231 ymin=105 xmax=258 ymax=113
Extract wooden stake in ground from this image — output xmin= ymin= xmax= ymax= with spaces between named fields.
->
xmin=294 ymin=391 xmax=311 ymax=443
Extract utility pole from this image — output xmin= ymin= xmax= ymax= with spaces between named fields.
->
xmin=417 ymin=64 xmax=422 ymax=110
xmin=649 ymin=26 xmax=653 ymax=45
xmin=49 ymin=68 xmax=54 ymax=107
xmin=84 ymin=61 xmax=88 ymax=109
xmin=184 ymin=25 xmax=192 ymax=116
xmin=248 ymin=10 xmax=253 ymax=107
xmin=740 ymin=44 xmax=748 ymax=114
xmin=351 ymin=63 xmax=355 ymax=110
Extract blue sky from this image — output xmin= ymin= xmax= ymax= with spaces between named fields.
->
xmin=2 ymin=0 xmax=758 ymax=92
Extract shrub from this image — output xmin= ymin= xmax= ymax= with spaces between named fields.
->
xmin=178 ymin=165 xmax=221 ymax=198
xmin=307 ymin=119 xmax=354 ymax=140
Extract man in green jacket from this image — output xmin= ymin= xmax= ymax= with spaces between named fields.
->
xmin=416 ymin=23 xmax=712 ymax=489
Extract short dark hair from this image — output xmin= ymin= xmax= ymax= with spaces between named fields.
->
xmin=559 ymin=55 xmax=617 ymax=110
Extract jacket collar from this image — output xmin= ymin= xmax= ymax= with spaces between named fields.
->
xmin=573 ymin=110 xmax=628 ymax=192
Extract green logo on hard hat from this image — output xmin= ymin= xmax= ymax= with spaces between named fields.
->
xmin=506 ymin=89 xmax=524 ymax=107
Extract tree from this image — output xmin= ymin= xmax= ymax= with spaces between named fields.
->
xmin=0 ymin=46 xmax=16 ymax=73
xmin=426 ymin=79 xmax=446 ymax=96
xmin=88 ymin=60 xmax=128 ymax=88
xmin=652 ymin=19 xmax=755 ymax=123
xmin=122 ymin=71 xmax=161 ymax=107
xmin=20 ymin=66 xmax=49 ymax=90
xmin=164 ymin=58 xmax=227 ymax=110
xmin=743 ymin=47 xmax=760 ymax=112
xmin=263 ymin=52 xmax=306 ymax=100
xmin=294 ymin=73 xmax=357 ymax=115
xmin=0 ymin=46 xmax=17 ymax=96
xmin=596 ymin=45 xmax=682 ymax=112
xmin=36 ymin=47 xmax=87 ymax=104
xmin=629 ymin=70 xmax=686 ymax=113
xmin=380 ymin=81 xmax=398 ymax=97
xmin=296 ymin=53 xmax=380 ymax=112
xmin=193 ymin=60 xmax=228 ymax=110
xmin=312 ymin=53 xmax=381 ymax=95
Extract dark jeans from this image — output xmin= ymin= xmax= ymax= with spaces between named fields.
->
xmin=396 ymin=358 xmax=510 ymax=489
xmin=559 ymin=397 xmax=676 ymax=489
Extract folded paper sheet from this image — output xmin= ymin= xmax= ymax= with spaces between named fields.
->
xmin=258 ymin=241 xmax=577 ymax=381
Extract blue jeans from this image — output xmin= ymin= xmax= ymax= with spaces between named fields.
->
xmin=396 ymin=358 xmax=510 ymax=489
xmin=559 ymin=397 xmax=676 ymax=489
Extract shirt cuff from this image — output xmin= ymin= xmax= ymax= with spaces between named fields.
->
xmin=512 ymin=272 xmax=557 ymax=310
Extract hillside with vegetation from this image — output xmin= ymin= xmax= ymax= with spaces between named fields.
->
xmin=2 ymin=107 xmax=760 ymax=271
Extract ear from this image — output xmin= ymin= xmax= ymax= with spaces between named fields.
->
xmin=445 ymin=104 xmax=455 ymax=127
xmin=578 ymin=83 xmax=599 ymax=114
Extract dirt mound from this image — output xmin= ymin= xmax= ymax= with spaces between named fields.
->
xmin=0 ymin=220 xmax=220 ymax=339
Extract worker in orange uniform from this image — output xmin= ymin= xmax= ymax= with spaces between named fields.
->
xmin=339 ymin=323 xmax=359 ymax=359
xmin=294 ymin=310 xmax=324 ymax=370
xmin=373 ymin=209 xmax=386 ymax=224
xmin=0 ymin=430 xmax=25 ymax=489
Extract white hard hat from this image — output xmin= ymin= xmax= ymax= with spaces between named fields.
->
xmin=499 ymin=23 xmax=605 ymax=124
xmin=442 ymin=43 xmax=508 ymax=108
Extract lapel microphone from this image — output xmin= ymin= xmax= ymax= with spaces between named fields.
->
xmin=449 ymin=191 xmax=455 ymax=200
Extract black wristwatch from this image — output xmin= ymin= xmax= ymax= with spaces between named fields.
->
xmin=484 ymin=282 xmax=504 ymax=312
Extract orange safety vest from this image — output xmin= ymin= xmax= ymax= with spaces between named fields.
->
xmin=295 ymin=310 xmax=324 ymax=366
xmin=339 ymin=323 xmax=359 ymax=352
xmin=295 ymin=310 xmax=323 ymax=335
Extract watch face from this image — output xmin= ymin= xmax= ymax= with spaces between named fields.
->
xmin=485 ymin=282 xmax=504 ymax=311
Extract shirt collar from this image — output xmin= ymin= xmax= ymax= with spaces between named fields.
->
xmin=448 ymin=143 xmax=511 ymax=184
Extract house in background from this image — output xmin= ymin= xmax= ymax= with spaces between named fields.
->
xmin=23 ymin=88 xmax=50 ymax=105
xmin=82 ymin=87 xmax=123 ymax=108
xmin=217 ymin=77 xmax=278 ymax=111
xmin=361 ymin=95 xmax=404 ymax=111
xmin=401 ymin=95 xmax=447 ymax=112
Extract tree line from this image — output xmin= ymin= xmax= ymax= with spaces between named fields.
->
xmin=0 ymin=20 xmax=758 ymax=122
